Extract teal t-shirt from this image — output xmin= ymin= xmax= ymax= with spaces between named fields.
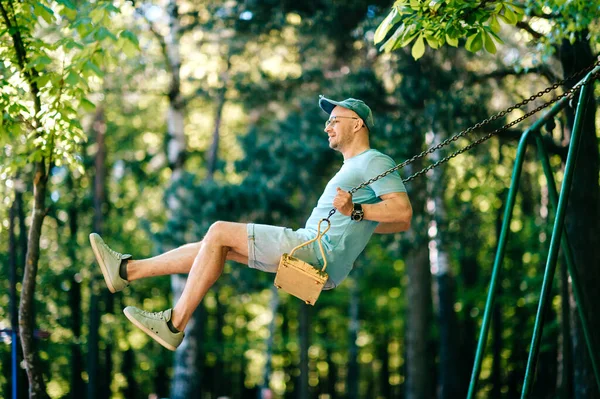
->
xmin=298 ymin=149 xmax=407 ymax=286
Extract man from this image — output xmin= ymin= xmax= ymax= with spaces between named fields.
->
xmin=89 ymin=96 xmax=412 ymax=351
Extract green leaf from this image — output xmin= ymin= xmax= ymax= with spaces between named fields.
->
xmin=488 ymin=30 xmax=504 ymax=44
xmin=465 ymin=33 xmax=477 ymax=52
xmin=90 ymin=8 xmax=105 ymax=24
xmin=446 ymin=34 xmax=458 ymax=47
xmin=501 ymin=6 xmax=517 ymax=25
xmin=95 ymin=27 xmax=118 ymax=42
xmin=56 ymin=0 xmax=76 ymax=9
xmin=65 ymin=71 xmax=81 ymax=86
xmin=380 ymin=23 xmax=406 ymax=52
xmin=121 ymin=40 xmax=138 ymax=57
xmin=399 ymin=25 xmax=418 ymax=47
xmin=411 ymin=34 xmax=425 ymax=59
xmin=374 ymin=7 xmax=400 ymax=44
xmin=83 ymin=61 xmax=103 ymax=77
xmin=25 ymin=55 xmax=53 ymax=70
xmin=471 ymin=32 xmax=483 ymax=52
xmin=80 ymin=98 xmax=96 ymax=112
xmin=65 ymin=40 xmax=84 ymax=50
xmin=425 ymin=35 xmax=439 ymax=49
xmin=33 ymin=2 xmax=55 ymax=24
xmin=483 ymin=31 xmax=496 ymax=54
xmin=511 ymin=4 xmax=525 ymax=18
xmin=119 ymin=29 xmax=139 ymax=45
xmin=490 ymin=15 xmax=501 ymax=33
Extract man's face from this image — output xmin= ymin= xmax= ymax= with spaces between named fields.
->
xmin=323 ymin=106 xmax=361 ymax=151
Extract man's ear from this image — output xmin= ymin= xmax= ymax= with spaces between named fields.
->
xmin=354 ymin=119 xmax=363 ymax=132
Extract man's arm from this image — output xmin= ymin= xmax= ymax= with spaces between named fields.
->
xmin=333 ymin=189 xmax=412 ymax=234
xmin=365 ymin=192 xmax=412 ymax=234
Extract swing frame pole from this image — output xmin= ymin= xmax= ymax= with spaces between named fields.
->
xmin=521 ymin=69 xmax=599 ymax=397
xmin=533 ymin=133 xmax=600 ymax=395
xmin=467 ymin=65 xmax=600 ymax=398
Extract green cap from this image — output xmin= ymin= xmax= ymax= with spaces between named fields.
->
xmin=319 ymin=95 xmax=374 ymax=131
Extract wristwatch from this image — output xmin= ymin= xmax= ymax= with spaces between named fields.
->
xmin=350 ymin=203 xmax=364 ymax=222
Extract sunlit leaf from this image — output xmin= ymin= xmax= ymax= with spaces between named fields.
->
xmin=483 ymin=31 xmax=496 ymax=54
xmin=411 ymin=34 xmax=425 ymax=59
xmin=374 ymin=7 xmax=400 ymax=44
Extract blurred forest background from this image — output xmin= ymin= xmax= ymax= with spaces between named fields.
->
xmin=1 ymin=0 xmax=599 ymax=398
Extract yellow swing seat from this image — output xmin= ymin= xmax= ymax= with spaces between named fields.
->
xmin=274 ymin=219 xmax=330 ymax=305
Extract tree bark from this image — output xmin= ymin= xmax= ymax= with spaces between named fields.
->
xmin=66 ymin=174 xmax=84 ymax=398
xmin=299 ymin=303 xmax=310 ymax=399
xmin=89 ymin=105 xmax=107 ymax=399
xmin=558 ymin=34 xmax=600 ymax=399
xmin=152 ymin=2 xmax=199 ymax=398
xmin=347 ymin=278 xmax=359 ymax=399
xmin=260 ymin=285 xmax=280 ymax=398
xmin=5 ymin=0 xmax=50 ymax=393
xmin=9 ymin=189 xmax=20 ymax=399
xmin=404 ymin=157 xmax=433 ymax=399
xmin=18 ymin=159 xmax=50 ymax=399
xmin=426 ymin=131 xmax=461 ymax=399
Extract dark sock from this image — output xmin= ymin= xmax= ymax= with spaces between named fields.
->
xmin=119 ymin=259 xmax=128 ymax=281
xmin=167 ymin=319 xmax=180 ymax=334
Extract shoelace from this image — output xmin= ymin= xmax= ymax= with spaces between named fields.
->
xmin=102 ymin=242 xmax=123 ymax=260
xmin=140 ymin=310 xmax=165 ymax=319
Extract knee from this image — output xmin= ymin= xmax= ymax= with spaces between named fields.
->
xmin=205 ymin=221 xmax=227 ymax=243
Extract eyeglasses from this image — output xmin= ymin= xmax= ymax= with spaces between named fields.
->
xmin=325 ymin=116 xmax=360 ymax=129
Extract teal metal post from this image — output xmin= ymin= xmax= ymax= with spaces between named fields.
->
xmin=466 ymin=124 xmax=533 ymax=399
xmin=534 ymin=133 xmax=600 ymax=393
xmin=466 ymin=74 xmax=585 ymax=397
xmin=521 ymin=75 xmax=595 ymax=397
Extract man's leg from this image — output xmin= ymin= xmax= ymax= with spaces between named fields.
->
xmin=171 ymin=221 xmax=249 ymax=330
xmin=126 ymin=242 xmax=248 ymax=281
xmin=90 ymin=233 xmax=249 ymax=291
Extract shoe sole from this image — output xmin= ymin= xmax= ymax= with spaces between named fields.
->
xmin=89 ymin=233 xmax=117 ymax=294
xmin=123 ymin=308 xmax=178 ymax=351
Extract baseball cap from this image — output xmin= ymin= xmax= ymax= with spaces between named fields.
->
xmin=319 ymin=95 xmax=375 ymax=131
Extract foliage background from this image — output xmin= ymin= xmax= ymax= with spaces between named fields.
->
xmin=1 ymin=0 xmax=599 ymax=398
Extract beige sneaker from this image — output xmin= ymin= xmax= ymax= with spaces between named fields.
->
xmin=89 ymin=233 xmax=131 ymax=293
xmin=123 ymin=307 xmax=184 ymax=351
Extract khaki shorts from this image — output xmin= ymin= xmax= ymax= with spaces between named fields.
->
xmin=247 ymin=223 xmax=336 ymax=290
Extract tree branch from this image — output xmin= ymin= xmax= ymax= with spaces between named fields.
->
xmin=135 ymin=7 xmax=170 ymax=75
xmin=516 ymin=21 xmax=544 ymax=40
xmin=472 ymin=65 xmax=559 ymax=84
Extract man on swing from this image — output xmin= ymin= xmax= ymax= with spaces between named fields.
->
xmin=90 ymin=96 xmax=413 ymax=350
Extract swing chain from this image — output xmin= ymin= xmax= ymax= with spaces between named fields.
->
xmin=348 ymin=59 xmax=600 ymax=191
xmin=325 ymin=60 xmax=599 ymax=221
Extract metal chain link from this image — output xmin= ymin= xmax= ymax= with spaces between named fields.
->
xmin=325 ymin=60 xmax=600 ymax=221
xmin=350 ymin=60 xmax=600 ymax=192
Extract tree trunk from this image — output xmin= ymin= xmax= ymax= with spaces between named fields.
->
xmin=155 ymin=1 xmax=199 ymax=397
xmin=378 ymin=330 xmax=391 ymax=399
xmin=18 ymin=158 xmax=49 ymax=399
xmin=558 ymin=34 xmax=600 ymax=399
xmin=9 ymin=191 xmax=20 ymax=399
xmin=10 ymin=4 xmax=49 ymax=391
xmin=206 ymin=56 xmax=231 ymax=180
xmin=326 ymin=348 xmax=337 ymax=399
xmin=260 ymin=285 xmax=280 ymax=398
xmin=66 ymin=174 xmax=85 ymax=398
xmin=299 ymin=303 xmax=310 ymax=399
xmin=89 ymin=104 xmax=107 ymax=399
xmin=404 ymin=155 xmax=432 ymax=399
xmin=347 ymin=278 xmax=359 ymax=399
xmin=426 ymin=131 xmax=461 ymax=399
